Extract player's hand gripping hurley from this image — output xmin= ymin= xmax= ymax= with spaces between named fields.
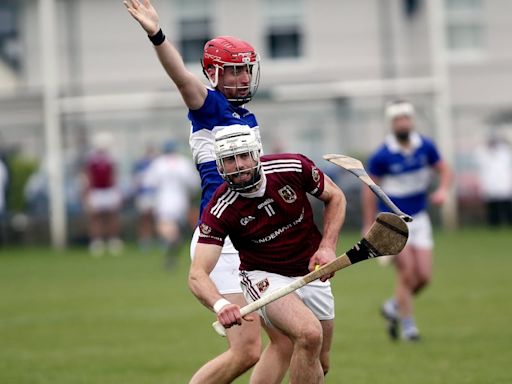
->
xmin=212 ymin=212 xmax=409 ymax=336
xmin=323 ymin=154 xmax=413 ymax=222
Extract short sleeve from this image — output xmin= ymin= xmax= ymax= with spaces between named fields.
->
xmin=298 ymin=154 xmax=325 ymax=197
xmin=196 ymin=221 xmax=226 ymax=246
xmin=368 ymin=150 xmax=388 ymax=177
xmin=423 ymin=137 xmax=442 ymax=165
xmin=196 ymin=192 xmax=229 ymax=246
xmin=188 ymin=89 xmax=220 ymax=132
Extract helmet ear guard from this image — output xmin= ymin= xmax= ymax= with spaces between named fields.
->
xmin=201 ymin=61 xmax=221 ymax=88
xmin=214 ymin=125 xmax=263 ymax=192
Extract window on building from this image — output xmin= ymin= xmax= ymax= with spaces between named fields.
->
xmin=403 ymin=0 xmax=422 ymax=18
xmin=445 ymin=0 xmax=484 ymax=55
xmin=0 ymin=1 xmax=21 ymax=71
xmin=174 ymin=0 xmax=212 ymax=64
xmin=264 ymin=0 xmax=303 ymax=59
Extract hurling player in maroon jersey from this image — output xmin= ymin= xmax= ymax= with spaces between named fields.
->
xmin=189 ymin=126 xmax=346 ymax=383
xmin=124 ymin=2 xmax=294 ymax=382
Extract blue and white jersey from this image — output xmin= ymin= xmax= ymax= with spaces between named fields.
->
xmin=132 ymin=157 xmax=156 ymax=196
xmin=188 ymin=89 xmax=260 ymax=217
xmin=368 ymin=132 xmax=441 ymax=216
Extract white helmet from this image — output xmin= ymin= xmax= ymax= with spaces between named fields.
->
xmin=385 ymin=100 xmax=415 ymax=122
xmin=92 ymin=131 xmax=113 ymax=151
xmin=214 ymin=125 xmax=262 ymax=191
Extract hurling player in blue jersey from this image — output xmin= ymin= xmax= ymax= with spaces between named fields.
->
xmin=125 ymin=1 xmax=292 ymax=382
xmin=361 ymin=100 xmax=452 ymax=341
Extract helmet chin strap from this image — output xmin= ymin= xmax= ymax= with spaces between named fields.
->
xmin=228 ymin=170 xmax=262 ymax=192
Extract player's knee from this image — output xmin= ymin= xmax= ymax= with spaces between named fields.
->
xmin=400 ymin=273 xmax=415 ymax=289
xmin=233 ymin=344 xmax=260 ymax=370
xmin=420 ymin=274 xmax=430 ymax=287
xmin=296 ymin=324 xmax=323 ymax=351
xmin=416 ymin=269 xmax=431 ymax=287
xmin=231 ymin=334 xmax=261 ymax=366
xmin=415 ymin=278 xmax=429 ymax=294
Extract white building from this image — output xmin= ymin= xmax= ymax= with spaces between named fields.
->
xmin=2 ymin=0 xmax=512 ymax=155
xmin=1 ymin=0 xmax=511 ymax=234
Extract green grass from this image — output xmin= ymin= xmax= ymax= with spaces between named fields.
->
xmin=1 ymin=228 xmax=511 ymax=383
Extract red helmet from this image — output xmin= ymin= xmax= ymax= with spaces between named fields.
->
xmin=202 ymin=36 xmax=260 ymax=104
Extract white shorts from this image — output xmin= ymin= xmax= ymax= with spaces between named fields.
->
xmin=155 ymin=206 xmax=189 ymax=223
xmin=406 ymin=211 xmax=433 ymax=250
xmin=135 ymin=194 xmax=154 ymax=212
xmin=239 ymin=270 xmax=335 ymax=325
xmin=190 ymin=227 xmax=242 ymax=294
xmin=87 ymin=188 xmax=121 ymax=212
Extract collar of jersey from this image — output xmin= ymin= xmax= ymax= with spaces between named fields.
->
xmin=385 ymin=131 xmax=422 ymax=154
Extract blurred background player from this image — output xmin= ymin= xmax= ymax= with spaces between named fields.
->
xmin=361 ymin=100 xmax=452 ymax=341
xmin=0 ymin=155 xmax=8 ymax=246
xmin=144 ymin=141 xmax=198 ymax=268
xmin=475 ymin=133 xmax=512 ymax=227
xmin=124 ymin=1 xmax=293 ymax=382
xmin=131 ymin=143 xmax=158 ymax=251
xmin=189 ymin=126 xmax=346 ymax=383
xmin=81 ymin=132 xmax=124 ymax=257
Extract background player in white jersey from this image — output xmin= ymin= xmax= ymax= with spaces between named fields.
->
xmin=189 ymin=126 xmax=346 ymax=383
xmin=361 ymin=100 xmax=452 ymax=341
xmin=144 ymin=141 xmax=199 ymax=267
xmin=131 ymin=143 xmax=158 ymax=251
xmin=124 ymin=1 xmax=292 ymax=382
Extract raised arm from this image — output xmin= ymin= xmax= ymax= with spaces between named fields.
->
xmin=124 ymin=0 xmax=207 ymax=109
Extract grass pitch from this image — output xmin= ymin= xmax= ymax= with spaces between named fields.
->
xmin=1 ymin=227 xmax=511 ymax=383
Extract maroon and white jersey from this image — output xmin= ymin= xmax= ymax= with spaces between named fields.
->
xmin=85 ymin=151 xmax=115 ymax=189
xmin=198 ymin=153 xmax=325 ymax=277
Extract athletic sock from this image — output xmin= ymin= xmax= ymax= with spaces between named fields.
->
xmin=107 ymin=237 xmax=124 ymax=256
xmin=383 ymin=298 xmax=398 ymax=319
xmin=89 ymin=238 xmax=105 ymax=257
xmin=401 ymin=317 xmax=417 ymax=331
xmin=401 ymin=317 xmax=420 ymax=340
xmin=163 ymin=240 xmax=180 ymax=270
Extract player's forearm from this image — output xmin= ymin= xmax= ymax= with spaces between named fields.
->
xmin=152 ymin=40 xmax=206 ymax=109
xmin=436 ymin=160 xmax=453 ymax=192
xmin=188 ymin=268 xmax=224 ymax=311
xmin=319 ymin=187 xmax=346 ymax=251
xmin=153 ymin=40 xmax=198 ymax=88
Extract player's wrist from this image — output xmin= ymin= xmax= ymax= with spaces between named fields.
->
xmin=317 ymin=244 xmax=336 ymax=254
xmin=213 ymin=298 xmax=231 ymax=314
xmin=148 ymin=27 xmax=165 ymax=46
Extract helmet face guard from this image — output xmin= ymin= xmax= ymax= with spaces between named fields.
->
xmin=202 ymin=36 xmax=260 ymax=105
xmin=211 ymin=62 xmax=260 ymax=106
xmin=214 ymin=126 xmax=262 ymax=191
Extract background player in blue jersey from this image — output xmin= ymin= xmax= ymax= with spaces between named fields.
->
xmin=361 ymin=100 xmax=452 ymax=341
xmin=124 ymin=1 xmax=291 ymax=382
